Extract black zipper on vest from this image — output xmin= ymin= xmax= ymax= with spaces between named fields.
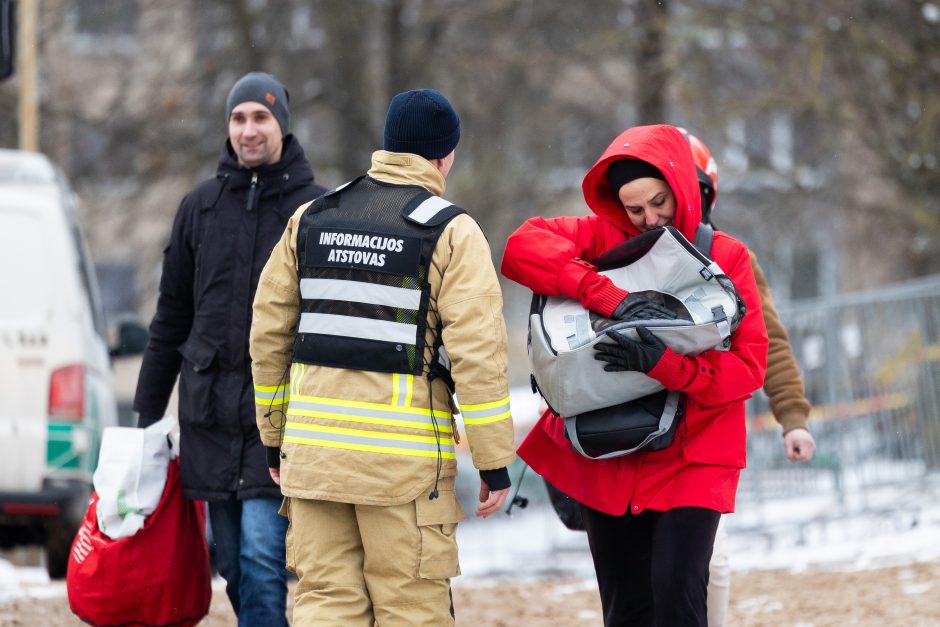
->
xmin=246 ymin=172 xmax=259 ymax=212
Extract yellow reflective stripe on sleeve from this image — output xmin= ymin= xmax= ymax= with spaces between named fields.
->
xmin=255 ymin=383 xmax=285 ymax=391
xmin=254 ymin=382 xmax=290 ymax=405
xmin=283 ymin=421 xmax=456 ymax=459
xmin=287 ymin=394 xmax=452 ymax=433
xmin=461 ymin=396 xmax=512 ymax=425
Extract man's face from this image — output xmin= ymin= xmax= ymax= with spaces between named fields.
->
xmin=228 ymin=101 xmax=283 ymax=168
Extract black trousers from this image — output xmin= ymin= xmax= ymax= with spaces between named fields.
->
xmin=580 ymin=505 xmax=721 ymax=627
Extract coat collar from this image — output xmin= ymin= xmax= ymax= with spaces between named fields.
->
xmin=216 ymin=134 xmax=316 ymax=195
xmin=366 ymin=150 xmax=446 ymax=197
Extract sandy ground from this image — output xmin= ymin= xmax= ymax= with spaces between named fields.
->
xmin=2 ymin=559 xmax=939 ymax=626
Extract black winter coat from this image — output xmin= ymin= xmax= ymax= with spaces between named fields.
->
xmin=134 ymin=135 xmax=328 ymax=501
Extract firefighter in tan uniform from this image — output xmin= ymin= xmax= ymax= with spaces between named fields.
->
xmin=249 ymin=88 xmax=515 ymax=626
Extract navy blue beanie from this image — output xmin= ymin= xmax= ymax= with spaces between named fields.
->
xmin=226 ymin=72 xmax=290 ymax=135
xmin=383 ymin=89 xmax=460 ymax=160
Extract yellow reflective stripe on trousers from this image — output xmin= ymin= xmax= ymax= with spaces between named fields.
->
xmin=461 ymin=396 xmax=512 ymax=425
xmin=391 ymin=373 xmax=414 ymax=407
xmin=254 ymin=382 xmax=290 ymax=405
xmin=287 ymin=394 xmax=451 ymax=433
xmin=283 ymin=422 xmax=456 ymax=459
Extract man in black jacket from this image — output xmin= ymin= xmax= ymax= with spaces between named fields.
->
xmin=134 ymin=72 xmax=327 ymax=626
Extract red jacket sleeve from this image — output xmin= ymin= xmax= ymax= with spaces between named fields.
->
xmin=501 ymin=215 xmax=627 ymax=317
xmin=646 ymin=236 xmax=768 ymax=406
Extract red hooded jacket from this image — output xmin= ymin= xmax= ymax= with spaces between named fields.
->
xmin=502 ymin=125 xmax=768 ymax=515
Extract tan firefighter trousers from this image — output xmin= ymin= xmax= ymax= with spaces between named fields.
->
xmin=284 ymin=480 xmax=464 ymax=626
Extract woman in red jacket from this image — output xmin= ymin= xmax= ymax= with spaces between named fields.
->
xmin=502 ymin=124 xmax=768 ymax=627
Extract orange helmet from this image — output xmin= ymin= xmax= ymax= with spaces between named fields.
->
xmin=677 ymin=127 xmax=719 ymax=223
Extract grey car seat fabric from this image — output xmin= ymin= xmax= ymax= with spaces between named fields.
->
xmin=528 ymin=226 xmax=744 ymax=419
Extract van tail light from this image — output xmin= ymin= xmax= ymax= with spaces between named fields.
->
xmin=49 ymin=364 xmax=85 ymax=420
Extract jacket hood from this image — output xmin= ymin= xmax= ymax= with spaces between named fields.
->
xmin=581 ymin=124 xmax=702 ymax=241
xmin=217 ymin=134 xmax=316 ymax=195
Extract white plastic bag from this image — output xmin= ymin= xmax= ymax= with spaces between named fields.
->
xmin=92 ymin=415 xmax=180 ymax=539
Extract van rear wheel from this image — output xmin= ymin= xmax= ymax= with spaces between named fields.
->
xmin=45 ymin=519 xmax=77 ymax=579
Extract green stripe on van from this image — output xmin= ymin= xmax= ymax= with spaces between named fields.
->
xmin=46 ymin=422 xmax=82 ymax=470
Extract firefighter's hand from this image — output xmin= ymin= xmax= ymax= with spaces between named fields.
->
xmin=476 ymin=482 xmax=510 ymax=518
xmin=784 ymin=428 xmax=816 ymax=462
xmin=594 ymin=326 xmax=666 ymax=373
xmin=265 ymin=446 xmax=282 ymax=485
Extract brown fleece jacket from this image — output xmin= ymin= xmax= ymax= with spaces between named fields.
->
xmin=750 ymin=251 xmax=811 ymax=434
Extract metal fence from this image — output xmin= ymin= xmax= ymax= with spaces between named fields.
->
xmin=738 ymin=273 xmax=940 ymax=516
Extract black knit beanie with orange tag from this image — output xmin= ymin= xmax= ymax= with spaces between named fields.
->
xmin=225 ymin=72 xmax=290 ymax=135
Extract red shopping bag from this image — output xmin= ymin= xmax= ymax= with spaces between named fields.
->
xmin=67 ymin=459 xmax=211 ymax=627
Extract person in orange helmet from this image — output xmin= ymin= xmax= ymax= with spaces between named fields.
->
xmin=678 ymin=127 xmax=817 ymax=627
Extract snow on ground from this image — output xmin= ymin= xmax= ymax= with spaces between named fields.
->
xmin=457 ymin=471 xmax=940 ymax=582
xmin=725 ymin=480 xmax=940 ymax=573
xmin=3 ymin=385 xmax=939 ymax=601
xmin=3 ymin=482 xmax=940 ymax=601
xmin=0 ymin=559 xmax=64 ymax=604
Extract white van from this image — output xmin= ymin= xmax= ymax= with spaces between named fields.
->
xmin=0 ymin=149 xmax=143 ymax=577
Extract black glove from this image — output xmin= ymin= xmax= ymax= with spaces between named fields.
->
xmin=611 ymin=293 xmax=678 ymax=322
xmin=480 ymin=467 xmax=511 ymax=491
xmin=265 ymin=446 xmax=282 ymax=470
xmin=594 ymin=326 xmax=667 ymax=373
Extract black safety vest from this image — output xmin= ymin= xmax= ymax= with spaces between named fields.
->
xmin=293 ymin=176 xmax=464 ymax=377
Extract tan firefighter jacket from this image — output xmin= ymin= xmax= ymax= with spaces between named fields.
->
xmin=249 ymin=150 xmax=516 ymax=506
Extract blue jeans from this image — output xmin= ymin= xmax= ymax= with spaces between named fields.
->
xmin=208 ymin=498 xmax=289 ymax=627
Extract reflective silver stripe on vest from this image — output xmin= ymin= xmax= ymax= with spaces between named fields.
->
xmin=333 ymin=180 xmax=353 ymax=192
xmin=299 ymin=313 xmax=417 ymax=345
xmin=283 ymin=422 xmax=456 ymax=458
xmin=288 ymin=398 xmax=451 ymax=432
xmin=300 ymin=278 xmax=422 ymax=310
xmin=407 ymin=196 xmax=453 ymax=224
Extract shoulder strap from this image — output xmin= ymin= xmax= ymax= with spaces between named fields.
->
xmin=402 ymin=192 xmax=465 ymax=227
xmin=693 ymin=222 xmax=714 ymax=255
xmin=323 ymin=176 xmax=364 ymax=198
xmin=307 ymin=175 xmax=367 ymax=213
